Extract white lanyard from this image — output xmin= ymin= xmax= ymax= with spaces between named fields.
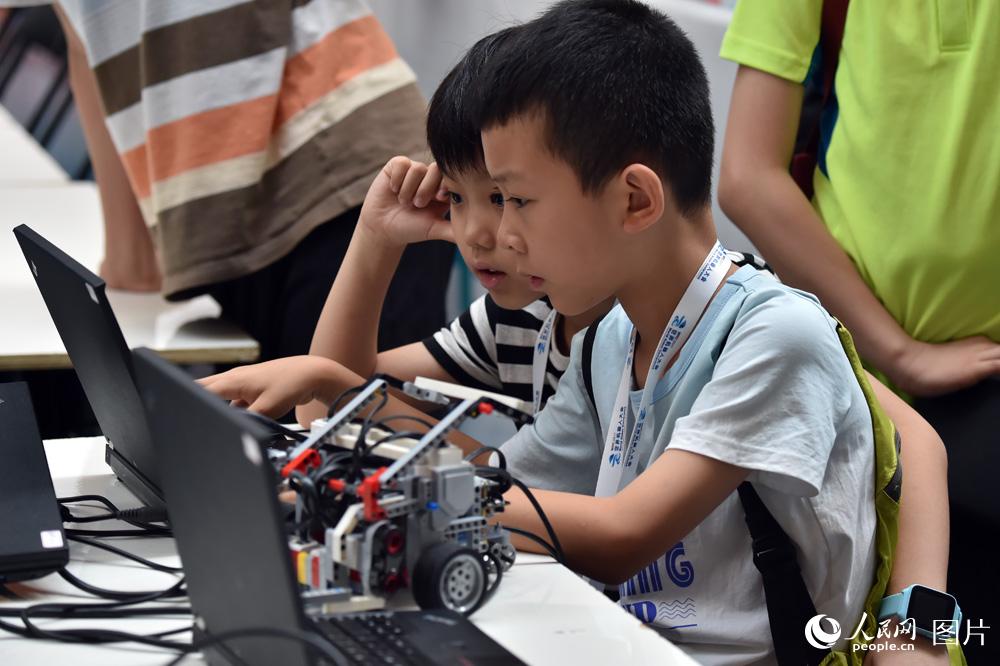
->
xmin=594 ymin=242 xmax=731 ymax=497
xmin=532 ymin=309 xmax=559 ymax=415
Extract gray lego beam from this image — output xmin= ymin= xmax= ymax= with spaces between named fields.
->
xmin=284 ymin=379 xmax=388 ymax=464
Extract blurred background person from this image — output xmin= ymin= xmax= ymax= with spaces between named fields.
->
xmin=54 ymin=0 xmax=454 ymax=361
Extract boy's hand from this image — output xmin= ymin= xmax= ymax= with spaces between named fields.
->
xmin=890 ymin=336 xmax=1000 ymax=397
xmin=359 ymin=156 xmax=454 ymax=248
xmin=197 ymin=356 xmax=354 ymax=417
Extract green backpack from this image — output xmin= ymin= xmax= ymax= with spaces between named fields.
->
xmin=819 ymin=325 xmax=964 ymax=665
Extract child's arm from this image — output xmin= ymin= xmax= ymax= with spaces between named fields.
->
xmin=200 ymin=157 xmax=456 ymax=427
xmin=720 ymin=65 xmax=1000 ymax=397
xmin=307 ymin=157 xmax=453 ymax=375
xmin=866 ymin=375 xmax=951 ymax=664
xmin=501 ymin=449 xmax=748 ymax=583
xmin=198 ymin=355 xmax=488 ymax=458
xmin=296 ymin=157 xmax=456 ymax=425
xmin=868 ymin=373 xmax=949 ymax=593
xmin=500 ymin=372 xmax=951 ymax=589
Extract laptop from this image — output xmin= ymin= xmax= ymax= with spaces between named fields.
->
xmin=130 ymin=347 xmax=524 ymax=666
xmin=13 ymin=224 xmax=163 ymax=508
xmin=0 ymin=381 xmax=69 ymax=582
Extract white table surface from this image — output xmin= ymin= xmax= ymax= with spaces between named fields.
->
xmin=0 ymin=437 xmax=701 ymax=665
xmin=0 ymin=106 xmax=70 ymax=185
xmin=0 ymin=183 xmax=258 ymax=369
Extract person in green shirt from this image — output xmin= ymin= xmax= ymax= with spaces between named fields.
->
xmin=718 ymin=1 xmax=999 ymax=660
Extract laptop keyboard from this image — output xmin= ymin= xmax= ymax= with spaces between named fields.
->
xmin=318 ymin=612 xmax=424 ymax=665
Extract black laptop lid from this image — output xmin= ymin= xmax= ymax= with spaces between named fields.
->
xmin=131 ymin=347 xmax=311 ymax=666
xmin=13 ymin=225 xmax=160 ymax=494
xmin=0 ymin=382 xmax=69 ymax=581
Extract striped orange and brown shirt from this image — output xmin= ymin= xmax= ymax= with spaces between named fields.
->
xmin=60 ymin=0 xmax=427 ymax=298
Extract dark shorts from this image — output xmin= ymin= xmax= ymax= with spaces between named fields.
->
xmin=207 ymin=206 xmax=454 ymax=361
xmin=913 ymin=377 xmax=1000 ymax=660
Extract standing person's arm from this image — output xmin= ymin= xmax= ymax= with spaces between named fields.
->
xmin=719 ymin=65 xmax=1000 ymax=397
xmin=54 ymin=6 xmax=161 ymax=292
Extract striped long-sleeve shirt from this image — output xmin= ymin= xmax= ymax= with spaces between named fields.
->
xmin=60 ymin=0 xmax=427 ymax=298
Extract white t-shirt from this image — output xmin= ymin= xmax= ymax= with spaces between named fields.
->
xmin=501 ymin=267 xmax=877 ymax=665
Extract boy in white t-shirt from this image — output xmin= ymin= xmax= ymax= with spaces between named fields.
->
xmin=473 ymin=1 xmax=952 ymax=663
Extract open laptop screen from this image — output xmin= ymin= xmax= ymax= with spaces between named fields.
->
xmin=132 ymin=347 xmax=311 ymax=666
xmin=13 ymin=224 xmax=162 ymax=505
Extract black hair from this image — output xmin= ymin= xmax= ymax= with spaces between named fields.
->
xmin=478 ymin=0 xmax=714 ymax=214
xmin=427 ymin=27 xmax=519 ymax=178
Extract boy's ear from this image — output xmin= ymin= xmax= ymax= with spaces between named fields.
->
xmin=620 ymin=164 xmax=665 ymax=235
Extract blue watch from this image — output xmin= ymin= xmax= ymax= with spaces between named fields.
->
xmin=878 ymin=584 xmax=962 ymax=640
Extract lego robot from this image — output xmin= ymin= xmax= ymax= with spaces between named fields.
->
xmin=272 ymin=378 xmax=527 ymax=616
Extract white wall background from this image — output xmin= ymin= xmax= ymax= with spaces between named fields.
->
xmin=368 ymin=0 xmax=758 ymax=310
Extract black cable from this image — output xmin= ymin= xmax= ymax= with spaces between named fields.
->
xmin=6 ymin=618 xmax=189 ymax=649
xmin=1 ymin=575 xmax=190 ymax=648
xmin=0 ymin=606 xmax=191 ymax=619
xmin=64 ymin=527 xmax=171 ymax=538
xmin=58 ymin=568 xmax=185 ymax=601
xmin=504 ymin=526 xmax=562 ymax=562
xmin=368 ymin=414 xmax=434 ymax=430
xmin=151 ymin=625 xmax=195 ymax=638
xmin=0 ymin=616 xmax=186 ymax=645
xmin=116 ymin=506 xmax=170 ymax=525
xmin=242 ymin=410 xmax=307 ymax=442
xmin=59 ymin=494 xmax=171 ymax=534
xmin=58 ymin=494 xmax=118 ymax=511
xmin=472 ymin=465 xmax=513 ymax=495
xmin=59 ymin=508 xmax=116 ymax=523
xmin=326 ymin=385 xmax=364 ymax=417
xmin=163 ymin=626 xmax=350 ymax=666
xmin=362 ymin=430 xmax=423 ymax=459
xmin=305 ymin=426 xmax=424 ymax=529
xmin=311 ymin=450 xmax=355 ymax=484
xmin=350 ymin=389 xmax=389 ymax=480
xmin=465 ymin=445 xmax=506 ymax=468
xmin=66 ymin=534 xmax=183 ymax=574
xmin=506 ymin=476 xmax=565 ymax=564
xmin=304 ymin=448 xmax=366 ymax=531
xmin=469 ymin=464 xmax=565 ymax=563
xmin=288 ymin=470 xmax=331 ymax=537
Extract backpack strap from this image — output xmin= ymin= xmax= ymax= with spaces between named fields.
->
xmin=581 ymin=311 xmax=606 ymax=412
xmin=791 ymin=0 xmax=850 ymax=198
xmin=580 ymin=294 xmax=829 ymax=663
xmin=714 ymin=304 xmax=827 ymax=664
xmin=738 ymin=483 xmax=830 ymax=666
